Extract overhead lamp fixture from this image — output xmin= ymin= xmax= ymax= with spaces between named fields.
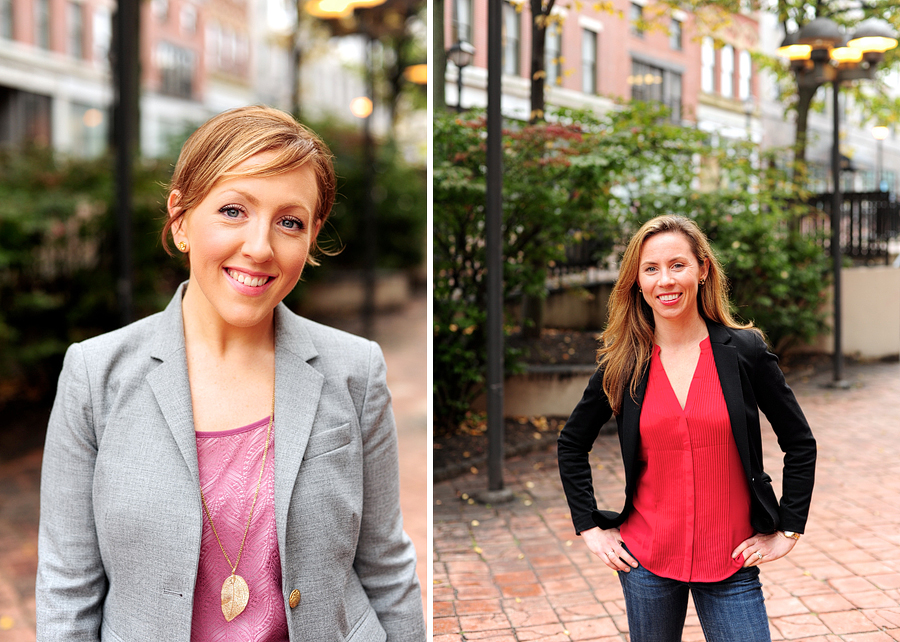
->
xmin=446 ymin=41 xmax=475 ymax=69
xmin=403 ymin=63 xmax=427 ymax=85
xmin=872 ymin=125 xmax=889 ymax=141
xmin=797 ymin=17 xmax=843 ymax=49
xmin=305 ymin=0 xmax=354 ymax=18
xmin=848 ymin=18 xmax=899 ymax=55
xmin=305 ymin=0 xmax=386 ymax=19
xmin=777 ymin=31 xmax=812 ymax=61
xmin=349 ymin=96 xmax=373 ymax=118
xmin=830 ymin=43 xmax=863 ymax=64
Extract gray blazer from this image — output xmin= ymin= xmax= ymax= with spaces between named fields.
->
xmin=36 ymin=286 xmax=424 ymax=642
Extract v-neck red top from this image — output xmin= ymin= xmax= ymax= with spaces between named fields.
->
xmin=619 ymin=337 xmax=753 ymax=582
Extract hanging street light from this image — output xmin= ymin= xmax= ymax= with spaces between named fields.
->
xmin=777 ymin=16 xmax=898 ymax=388
xmin=446 ymin=41 xmax=475 ymax=113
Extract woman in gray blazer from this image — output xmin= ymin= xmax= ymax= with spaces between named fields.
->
xmin=36 ymin=106 xmax=424 ymax=641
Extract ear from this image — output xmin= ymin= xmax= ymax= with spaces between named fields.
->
xmin=167 ymin=191 xmax=187 ymax=242
xmin=700 ymin=258 xmax=710 ymax=282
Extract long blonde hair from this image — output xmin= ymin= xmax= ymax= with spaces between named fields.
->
xmin=598 ymin=215 xmax=757 ymax=414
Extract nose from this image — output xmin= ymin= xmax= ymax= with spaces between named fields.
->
xmin=659 ymin=268 xmax=674 ymax=286
xmin=242 ymin=220 xmax=275 ymax=263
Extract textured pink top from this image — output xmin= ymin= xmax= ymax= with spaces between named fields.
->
xmin=191 ymin=417 xmax=289 ymax=642
xmin=620 ymin=338 xmax=753 ymax=582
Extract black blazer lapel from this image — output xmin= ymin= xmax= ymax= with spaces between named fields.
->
xmin=707 ymin=321 xmax=752 ymax=480
xmin=620 ymin=364 xmax=649 ymax=493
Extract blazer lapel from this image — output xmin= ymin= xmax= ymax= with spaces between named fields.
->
xmin=145 ymin=284 xmax=201 ymax=486
xmin=271 ymin=305 xmax=325 ymax=555
xmin=707 ymin=321 xmax=752 ymax=477
xmin=620 ymin=363 xmax=649 ymax=484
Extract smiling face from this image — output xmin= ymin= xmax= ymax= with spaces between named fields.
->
xmin=637 ymin=231 xmax=709 ymax=328
xmin=170 ymin=151 xmax=320 ymax=332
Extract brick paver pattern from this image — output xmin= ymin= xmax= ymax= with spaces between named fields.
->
xmin=0 ymin=296 xmax=428 ymax=642
xmin=434 ymin=360 xmax=900 ymax=641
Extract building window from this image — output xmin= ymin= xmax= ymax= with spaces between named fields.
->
xmin=1 ymin=0 xmax=13 ymax=40
xmin=157 ymin=42 xmax=195 ymax=99
xmin=35 ymin=0 xmax=50 ymax=49
xmin=502 ymin=2 xmax=520 ymax=75
xmin=670 ymin=19 xmax=682 ymax=50
xmin=180 ymin=5 xmax=197 ymax=34
xmin=68 ymin=3 xmax=84 ymax=59
xmin=582 ymin=29 xmax=597 ymax=94
xmin=93 ymin=7 xmax=111 ymax=64
xmin=152 ymin=0 xmax=168 ymax=22
xmin=452 ymin=0 xmax=473 ymax=45
xmin=545 ymin=25 xmax=562 ymax=87
xmin=0 ymin=88 xmax=52 ymax=147
xmin=630 ymin=3 xmax=643 ymax=37
xmin=701 ymin=37 xmax=715 ymax=93
xmin=70 ymin=103 xmax=107 ymax=158
xmin=720 ymin=44 xmax=734 ymax=98
xmin=738 ymin=49 xmax=751 ymax=100
xmin=630 ymin=59 xmax=681 ymax=122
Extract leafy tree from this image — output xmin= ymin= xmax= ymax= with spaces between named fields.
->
xmin=433 ymin=103 xmax=702 ymax=432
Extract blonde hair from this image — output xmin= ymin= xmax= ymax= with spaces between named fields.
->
xmin=598 ymin=215 xmax=758 ymax=414
xmin=162 ymin=105 xmax=336 ymax=265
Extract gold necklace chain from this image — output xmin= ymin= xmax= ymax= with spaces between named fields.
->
xmin=198 ymin=378 xmax=275 ymax=621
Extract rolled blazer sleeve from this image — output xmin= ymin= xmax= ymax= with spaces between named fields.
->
xmin=557 ymin=368 xmax=614 ymax=535
xmin=354 ymin=342 xmax=425 ymax=641
xmin=747 ymin=333 xmax=817 ymax=533
xmin=36 ymin=343 xmax=107 ymax=642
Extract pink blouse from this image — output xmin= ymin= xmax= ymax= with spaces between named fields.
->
xmin=191 ymin=417 xmax=289 ymax=641
xmin=620 ymin=338 xmax=753 ymax=582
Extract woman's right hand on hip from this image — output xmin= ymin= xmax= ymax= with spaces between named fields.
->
xmin=580 ymin=527 xmax=639 ymax=572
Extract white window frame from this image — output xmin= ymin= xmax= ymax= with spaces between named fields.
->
xmin=720 ymin=44 xmax=734 ymax=98
xmin=701 ymin=37 xmax=715 ymax=93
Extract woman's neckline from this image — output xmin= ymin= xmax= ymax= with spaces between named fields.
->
xmin=195 ymin=415 xmax=271 ymax=438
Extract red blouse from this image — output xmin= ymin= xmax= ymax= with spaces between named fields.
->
xmin=620 ymin=337 xmax=753 ymax=582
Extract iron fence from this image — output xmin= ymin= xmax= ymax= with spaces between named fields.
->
xmin=806 ymin=191 xmax=900 ymax=265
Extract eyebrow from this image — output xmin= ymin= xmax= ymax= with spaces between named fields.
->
xmin=640 ymin=256 xmax=691 ymax=267
xmin=218 ymin=189 xmax=312 ymax=216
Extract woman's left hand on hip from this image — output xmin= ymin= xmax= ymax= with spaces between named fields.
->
xmin=732 ymin=532 xmax=797 ymax=568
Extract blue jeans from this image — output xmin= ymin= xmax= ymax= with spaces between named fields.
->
xmin=617 ymin=553 xmax=771 ymax=642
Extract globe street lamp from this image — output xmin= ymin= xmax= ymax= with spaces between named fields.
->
xmin=446 ymin=41 xmax=475 ymax=113
xmin=872 ymin=125 xmax=890 ymax=192
xmin=777 ymin=16 xmax=897 ymax=388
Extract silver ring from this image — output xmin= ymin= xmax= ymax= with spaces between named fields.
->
xmin=756 ymin=551 xmax=763 ymax=560
xmin=608 ymin=550 xmax=616 ymax=557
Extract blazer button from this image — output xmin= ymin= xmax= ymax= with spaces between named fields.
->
xmin=289 ymin=589 xmax=301 ymax=608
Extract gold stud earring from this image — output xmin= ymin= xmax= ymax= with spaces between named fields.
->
xmin=178 ymin=241 xmax=187 ymax=252
xmin=699 ymin=279 xmax=705 ymax=286
xmin=638 ymin=287 xmax=642 ymax=293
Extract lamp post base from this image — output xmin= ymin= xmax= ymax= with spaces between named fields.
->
xmin=825 ymin=379 xmax=852 ymax=390
xmin=474 ymin=488 xmax=515 ymax=505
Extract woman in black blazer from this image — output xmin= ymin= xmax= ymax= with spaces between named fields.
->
xmin=558 ymin=215 xmax=816 ymax=642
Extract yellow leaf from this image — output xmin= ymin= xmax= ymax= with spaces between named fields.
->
xmin=221 ymin=574 xmax=250 ymax=622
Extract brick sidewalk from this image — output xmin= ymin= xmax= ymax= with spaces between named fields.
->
xmin=0 ymin=295 xmax=428 ymax=641
xmin=434 ymin=360 xmax=900 ymax=641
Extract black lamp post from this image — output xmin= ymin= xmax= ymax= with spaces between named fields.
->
xmin=446 ymin=41 xmax=475 ymax=113
xmin=777 ymin=16 xmax=897 ymax=388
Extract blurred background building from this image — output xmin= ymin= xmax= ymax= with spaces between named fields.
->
xmin=440 ymin=0 xmax=900 ymax=194
xmin=0 ymin=0 xmax=424 ymax=160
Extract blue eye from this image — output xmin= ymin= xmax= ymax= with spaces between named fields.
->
xmin=281 ymin=217 xmax=304 ymax=231
xmin=220 ymin=205 xmax=243 ymax=218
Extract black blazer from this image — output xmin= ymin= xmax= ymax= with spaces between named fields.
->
xmin=558 ymin=321 xmax=816 ymax=537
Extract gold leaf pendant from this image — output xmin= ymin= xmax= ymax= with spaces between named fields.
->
xmin=221 ymin=573 xmax=250 ymax=622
